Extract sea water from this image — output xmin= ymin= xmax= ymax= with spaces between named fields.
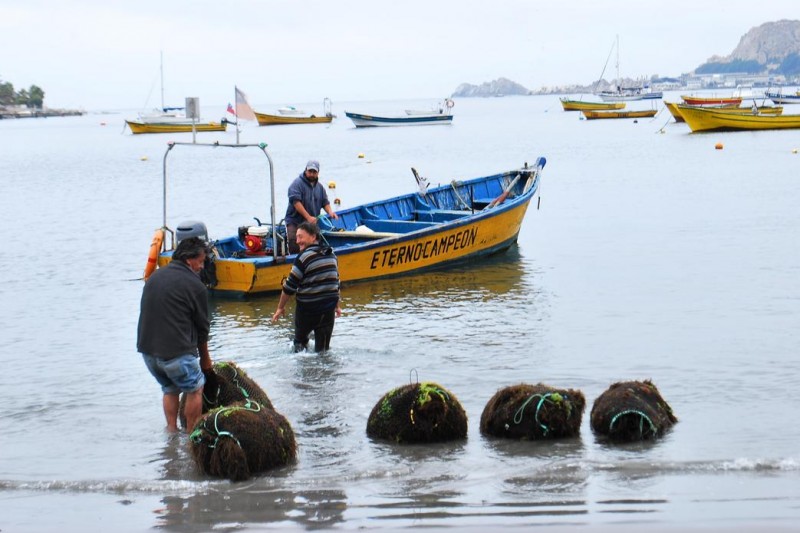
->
xmin=1 ymin=94 xmax=799 ymax=531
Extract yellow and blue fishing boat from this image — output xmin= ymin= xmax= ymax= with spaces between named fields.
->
xmin=145 ymin=142 xmax=545 ymax=297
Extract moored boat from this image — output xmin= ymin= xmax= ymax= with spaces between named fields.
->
xmin=255 ymin=98 xmax=335 ymax=126
xmin=678 ymin=106 xmax=800 ymax=132
xmin=765 ymin=89 xmax=800 ymax=104
xmin=581 ymin=109 xmax=657 ymax=120
xmin=559 ymin=98 xmax=625 ymax=111
xmin=126 ymin=120 xmax=228 ymax=134
xmin=680 ymin=95 xmax=742 ymax=106
xmin=667 ymin=102 xmax=783 ymax=123
xmin=146 ymin=142 xmax=545 ymax=297
xmin=345 ymin=111 xmax=453 ymax=127
xmin=254 ymin=112 xmax=333 ymax=126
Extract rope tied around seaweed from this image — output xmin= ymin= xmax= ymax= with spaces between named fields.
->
xmin=190 ymin=399 xmax=263 ymax=449
xmin=608 ymin=408 xmax=658 ymax=437
xmin=512 ymin=392 xmax=561 ymax=436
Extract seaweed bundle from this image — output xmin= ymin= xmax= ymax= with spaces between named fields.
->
xmin=367 ymin=382 xmax=467 ymax=444
xmin=189 ymin=400 xmax=297 ymax=481
xmin=480 ymin=383 xmax=585 ymax=439
xmin=590 ymin=380 xmax=677 ymax=442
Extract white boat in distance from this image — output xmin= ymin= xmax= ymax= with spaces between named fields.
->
xmin=346 ymin=99 xmax=454 ymax=127
xmin=345 ymin=111 xmax=453 ymax=127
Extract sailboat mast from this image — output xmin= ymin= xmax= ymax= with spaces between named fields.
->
xmin=615 ymin=35 xmax=620 ymax=89
xmin=160 ymin=51 xmax=165 ymax=112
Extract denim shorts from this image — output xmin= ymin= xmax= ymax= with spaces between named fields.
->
xmin=142 ymin=353 xmax=205 ymax=394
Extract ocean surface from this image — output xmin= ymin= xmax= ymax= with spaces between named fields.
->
xmin=1 ymin=94 xmax=799 ymax=532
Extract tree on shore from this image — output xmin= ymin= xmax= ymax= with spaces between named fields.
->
xmin=0 ymin=78 xmax=46 ymax=108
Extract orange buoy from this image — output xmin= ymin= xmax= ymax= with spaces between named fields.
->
xmin=143 ymin=229 xmax=165 ymax=280
xmin=715 ymin=142 xmax=724 ymax=150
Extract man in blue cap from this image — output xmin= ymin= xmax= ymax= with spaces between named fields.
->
xmin=284 ymin=159 xmax=339 ymax=254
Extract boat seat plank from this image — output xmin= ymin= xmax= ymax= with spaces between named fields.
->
xmin=415 ymin=209 xmax=471 ymax=222
xmin=364 ymin=219 xmax=439 ymax=233
xmin=471 ymin=197 xmax=495 ymax=210
xmin=323 ymin=229 xmax=400 ymax=240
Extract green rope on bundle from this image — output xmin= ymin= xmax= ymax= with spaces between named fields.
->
xmin=513 ymin=393 xmax=555 ymax=436
xmin=609 ymin=409 xmax=658 ymax=436
xmin=190 ymin=399 xmax=262 ymax=449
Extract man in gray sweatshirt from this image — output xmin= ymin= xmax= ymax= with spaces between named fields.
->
xmin=138 ymin=237 xmax=213 ymax=432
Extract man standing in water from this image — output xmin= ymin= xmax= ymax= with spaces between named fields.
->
xmin=284 ymin=159 xmax=338 ymax=254
xmin=137 ymin=237 xmax=213 ymax=432
xmin=272 ymin=222 xmax=342 ymax=352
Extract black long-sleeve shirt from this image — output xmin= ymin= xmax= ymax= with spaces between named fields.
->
xmin=137 ymin=260 xmax=209 ymax=360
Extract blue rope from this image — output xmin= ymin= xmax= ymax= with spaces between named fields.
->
xmin=190 ymin=399 xmax=262 ymax=449
xmin=609 ymin=409 xmax=658 ymax=437
xmin=513 ymin=393 xmax=554 ymax=436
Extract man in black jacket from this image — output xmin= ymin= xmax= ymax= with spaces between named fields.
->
xmin=137 ymin=237 xmax=212 ymax=432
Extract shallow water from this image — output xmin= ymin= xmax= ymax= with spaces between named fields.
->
xmin=1 ymin=94 xmax=799 ymax=531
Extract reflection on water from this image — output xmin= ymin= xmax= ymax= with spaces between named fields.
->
xmin=210 ymin=245 xmax=531 ymax=320
xmin=153 ymin=489 xmax=347 ymax=531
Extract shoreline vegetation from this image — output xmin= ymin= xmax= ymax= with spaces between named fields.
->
xmin=0 ymin=78 xmax=85 ymax=119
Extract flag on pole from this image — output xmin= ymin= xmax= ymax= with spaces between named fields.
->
xmin=235 ymin=87 xmax=256 ymax=121
xmin=226 ymin=103 xmax=236 ymax=116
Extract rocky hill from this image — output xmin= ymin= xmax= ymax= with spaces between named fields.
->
xmin=697 ymin=19 xmax=800 ymax=75
xmin=451 ymin=77 xmax=531 ymax=98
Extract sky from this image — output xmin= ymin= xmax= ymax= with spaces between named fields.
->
xmin=1 ymin=0 xmax=795 ymax=111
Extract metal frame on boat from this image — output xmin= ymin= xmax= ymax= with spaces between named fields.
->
xmin=148 ymin=142 xmax=545 ymax=297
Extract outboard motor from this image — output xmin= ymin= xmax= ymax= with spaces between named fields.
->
xmin=176 ymin=220 xmax=209 ymax=242
xmin=176 ymin=220 xmax=217 ymax=288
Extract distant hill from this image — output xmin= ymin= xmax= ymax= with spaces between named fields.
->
xmin=696 ymin=19 xmax=800 ymax=76
xmin=451 ymin=77 xmax=531 ymax=98
xmin=457 ymin=20 xmax=800 ymax=97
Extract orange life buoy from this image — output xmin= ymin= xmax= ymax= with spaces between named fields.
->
xmin=143 ymin=229 xmax=165 ymax=280
xmin=446 ymin=99 xmax=455 ymax=109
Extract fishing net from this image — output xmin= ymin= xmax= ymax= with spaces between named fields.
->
xmin=203 ymin=361 xmax=273 ymax=411
xmin=189 ymin=400 xmax=296 ymax=481
xmin=179 ymin=360 xmax=273 ymax=429
xmin=480 ymin=383 xmax=585 ymax=439
xmin=590 ymin=380 xmax=678 ymax=442
xmin=366 ymin=382 xmax=467 ymax=444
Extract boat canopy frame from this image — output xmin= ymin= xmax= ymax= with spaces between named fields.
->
xmin=160 ymin=141 xmax=279 ymax=260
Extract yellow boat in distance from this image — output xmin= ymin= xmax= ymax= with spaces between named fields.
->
xmin=254 ymin=112 xmax=333 ymax=126
xmin=581 ymin=109 xmax=657 ymax=120
xmin=559 ymin=98 xmax=626 ymax=111
xmin=126 ymin=120 xmax=228 ymax=134
xmin=148 ymin=142 xmax=546 ymax=297
xmin=666 ymin=102 xmax=784 ymax=123
xmin=254 ymin=97 xmax=335 ymax=126
xmin=678 ymin=106 xmax=800 ymax=132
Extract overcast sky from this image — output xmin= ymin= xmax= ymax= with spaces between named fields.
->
xmin=1 ymin=0 xmax=795 ymax=110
